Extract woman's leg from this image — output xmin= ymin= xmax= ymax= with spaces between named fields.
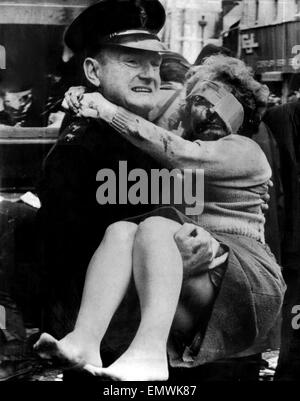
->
xmin=92 ymin=217 xmax=217 ymax=380
xmin=172 ymin=269 xmax=217 ymax=343
xmin=90 ymin=217 xmax=183 ymax=380
xmin=34 ymin=221 xmax=138 ymax=368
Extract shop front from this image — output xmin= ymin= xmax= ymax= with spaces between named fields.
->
xmin=240 ymin=20 xmax=300 ymax=101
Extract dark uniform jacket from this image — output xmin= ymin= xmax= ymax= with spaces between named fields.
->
xmin=263 ymin=102 xmax=300 ymax=380
xmin=252 ymin=122 xmax=284 ymax=263
xmin=263 ymin=102 xmax=300 ymax=271
xmin=37 ymin=116 xmax=159 ymax=336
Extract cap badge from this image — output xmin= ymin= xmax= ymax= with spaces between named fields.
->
xmin=135 ymin=0 xmax=148 ymax=28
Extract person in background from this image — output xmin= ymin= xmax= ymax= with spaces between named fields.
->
xmin=287 ymin=91 xmax=300 ymax=103
xmin=263 ymin=101 xmax=300 ymax=380
xmin=0 ymin=90 xmax=10 ymax=126
xmin=267 ymin=93 xmax=281 ymax=108
xmin=149 ymin=51 xmax=190 ymax=131
xmin=193 ymin=44 xmax=232 ymax=67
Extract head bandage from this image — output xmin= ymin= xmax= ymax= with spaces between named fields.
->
xmin=187 ymin=80 xmax=244 ymax=134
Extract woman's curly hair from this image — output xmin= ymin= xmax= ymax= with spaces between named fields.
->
xmin=180 ymin=55 xmax=269 ymax=137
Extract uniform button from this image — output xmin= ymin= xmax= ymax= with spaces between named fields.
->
xmin=65 ymin=133 xmax=75 ymax=142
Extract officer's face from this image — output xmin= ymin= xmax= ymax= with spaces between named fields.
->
xmin=96 ymin=46 xmax=162 ymax=117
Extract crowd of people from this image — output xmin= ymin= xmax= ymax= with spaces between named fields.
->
xmin=0 ymin=0 xmax=300 ymax=382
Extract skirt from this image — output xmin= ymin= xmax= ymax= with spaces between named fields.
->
xmin=102 ymin=206 xmax=286 ymax=368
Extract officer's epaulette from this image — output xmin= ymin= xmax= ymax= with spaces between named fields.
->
xmin=59 ymin=118 xmax=90 ymax=144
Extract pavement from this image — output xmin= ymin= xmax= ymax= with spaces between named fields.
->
xmin=1 ymin=329 xmax=279 ymax=381
xmin=20 ymin=350 xmax=281 ymax=382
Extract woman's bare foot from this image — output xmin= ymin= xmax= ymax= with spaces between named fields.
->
xmin=84 ymin=349 xmax=169 ymax=381
xmin=33 ymin=332 xmax=102 ymax=369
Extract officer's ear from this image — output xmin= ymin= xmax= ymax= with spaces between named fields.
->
xmin=83 ymin=57 xmax=101 ymax=88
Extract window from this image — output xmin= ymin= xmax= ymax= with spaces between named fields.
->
xmin=255 ymin=0 xmax=259 ymax=22
xmin=274 ymin=0 xmax=279 ymax=20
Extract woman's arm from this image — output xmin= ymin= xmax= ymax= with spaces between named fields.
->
xmin=110 ymin=107 xmax=201 ymax=169
xmin=75 ymin=92 xmax=201 ymax=169
xmin=75 ymin=92 xmax=271 ymax=183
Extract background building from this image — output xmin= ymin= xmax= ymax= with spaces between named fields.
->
xmin=223 ymin=0 xmax=300 ymax=101
xmin=240 ymin=0 xmax=300 ymax=27
xmin=160 ymin=0 xmax=223 ymax=63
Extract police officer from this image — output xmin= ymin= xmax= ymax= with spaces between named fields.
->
xmin=37 ymin=0 xmax=166 ymax=339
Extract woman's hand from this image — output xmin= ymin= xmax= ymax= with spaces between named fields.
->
xmin=62 ymin=87 xmax=117 ymax=122
xmin=62 ymin=86 xmax=86 ymax=113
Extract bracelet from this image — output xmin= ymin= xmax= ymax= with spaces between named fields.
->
xmin=110 ymin=107 xmax=138 ymax=134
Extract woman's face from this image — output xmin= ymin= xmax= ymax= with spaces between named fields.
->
xmin=189 ymin=95 xmax=229 ymax=141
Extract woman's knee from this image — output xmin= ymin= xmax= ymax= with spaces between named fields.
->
xmin=181 ymin=274 xmax=215 ymax=309
xmin=104 ymin=221 xmax=138 ymax=245
xmin=135 ymin=217 xmax=180 ymax=246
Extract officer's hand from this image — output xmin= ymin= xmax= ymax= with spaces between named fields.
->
xmin=62 ymin=86 xmax=87 ymax=113
xmin=174 ymin=223 xmax=220 ymax=279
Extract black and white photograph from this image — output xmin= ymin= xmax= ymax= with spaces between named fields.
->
xmin=0 ymin=0 xmax=299 ymax=388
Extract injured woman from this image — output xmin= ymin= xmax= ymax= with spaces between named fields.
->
xmin=34 ymin=55 xmax=286 ymax=381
